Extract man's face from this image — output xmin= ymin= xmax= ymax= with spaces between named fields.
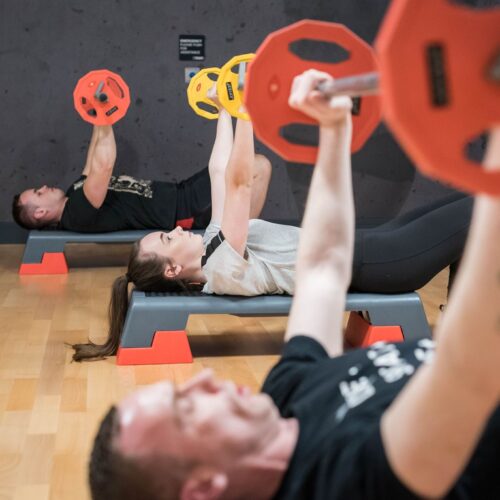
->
xmin=20 ymin=185 xmax=65 ymax=211
xmin=115 ymin=369 xmax=281 ymax=467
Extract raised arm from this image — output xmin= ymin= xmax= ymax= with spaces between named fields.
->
xmin=206 ymin=91 xmax=234 ymax=225
xmin=382 ymin=128 xmax=500 ymax=498
xmin=81 ymin=125 xmax=99 ymax=177
xmin=82 ymin=125 xmax=117 ymax=209
xmin=285 ymin=70 xmax=354 ymax=357
xmin=220 ymin=116 xmax=255 ymax=256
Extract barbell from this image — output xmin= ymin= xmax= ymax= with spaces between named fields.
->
xmin=245 ymin=0 xmax=500 ymax=195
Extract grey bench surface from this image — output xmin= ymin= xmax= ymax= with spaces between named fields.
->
xmin=121 ymin=290 xmax=431 ymax=348
xmin=22 ymin=229 xmax=198 ymax=263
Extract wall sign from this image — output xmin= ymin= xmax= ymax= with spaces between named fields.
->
xmin=179 ymin=35 xmax=205 ymax=61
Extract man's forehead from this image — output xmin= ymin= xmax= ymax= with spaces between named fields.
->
xmin=118 ymin=381 xmax=175 ymax=425
xmin=19 ymin=189 xmax=34 ymax=204
xmin=115 ymin=381 xmax=176 ymax=455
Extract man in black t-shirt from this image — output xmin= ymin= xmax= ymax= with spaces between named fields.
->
xmin=87 ymin=72 xmax=500 ymax=500
xmin=12 ymin=124 xmax=271 ymax=233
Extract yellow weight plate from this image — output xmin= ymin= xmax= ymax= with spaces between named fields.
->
xmin=187 ymin=67 xmax=221 ymax=120
xmin=217 ymin=53 xmax=255 ymax=120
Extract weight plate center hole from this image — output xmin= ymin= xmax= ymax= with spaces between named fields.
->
xmin=464 ymin=130 xmax=492 ymax=168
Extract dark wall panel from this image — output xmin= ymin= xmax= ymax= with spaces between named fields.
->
xmin=0 ymin=0 xmax=299 ymax=232
xmin=281 ymin=0 xmax=495 ymax=219
xmin=1 ymin=0 xmax=495 ymax=241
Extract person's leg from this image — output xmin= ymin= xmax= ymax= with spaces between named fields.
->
xmin=350 ymin=195 xmax=474 ymax=293
xmin=249 ymin=154 xmax=272 ymax=219
xmin=375 ymin=192 xmax=469 ymax=232
xmin=175 ymin=167 xmax=212 ymax=229
xmin=176 ymin=155 xmax=271 ymax=228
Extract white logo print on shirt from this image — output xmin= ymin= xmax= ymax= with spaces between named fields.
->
xmin=336 ymin=376 xmax=377 ymax=422
xmin=74 ymin=175 xmax=153 ymax=198
xmin=414 ymin=338 xmax=436 ymax=364
xmin=367 ymin=342 xmax=415 ymax=383
xmin=335 ymin=341 xmax=435 ymax=422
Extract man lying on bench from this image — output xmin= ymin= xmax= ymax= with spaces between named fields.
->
xmin=87 ymin=70 xmax=500 ymax=500
xmin=11 ymin=121 xmax=271 ymax=233
xmin=71 ymin=86 xmax=471 ymax=362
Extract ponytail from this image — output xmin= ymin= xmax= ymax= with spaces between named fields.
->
xmin=71 ymin=273 xmax=131 ymax=361
xmin=72 ymin=240 xmax=203 ymax=362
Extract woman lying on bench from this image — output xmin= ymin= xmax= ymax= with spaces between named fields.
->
xmin=72 ymin=95 xmax=472 ymax=362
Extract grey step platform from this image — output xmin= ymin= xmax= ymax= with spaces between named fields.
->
xmin=19 ymin=220 xmax=297 ymax=274
xmin=19 ymin=229 xmax=202 ymax=274
xmin=116 ymin=290 xmax=432 ymax=365
xmin=22 ymin=229 xmax=156 ymax=262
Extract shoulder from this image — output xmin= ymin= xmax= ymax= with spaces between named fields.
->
xmin=203 ymin=222 xmax=222 ymax=247
xmin=262 ymin=337 xmax=328 ymax=406
xmin=66 ymin=175 xmax=87 ymax=196
xmin=65 ymin=182 xmax=96 ymax=209
xmin=202 ymin=240 xmax=253 ymax=294
xmin=60 ymin=179 xmax=101 ymax=230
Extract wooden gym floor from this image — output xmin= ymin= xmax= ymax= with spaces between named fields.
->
xmin=0 ymin=244 xmax=448 ymax=500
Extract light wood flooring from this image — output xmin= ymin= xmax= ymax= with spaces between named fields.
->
xmin=0 ymin=244 xmax=448 ymax=500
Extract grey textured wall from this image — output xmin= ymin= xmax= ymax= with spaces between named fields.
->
xmin=0 ymin=0 xmax=299 ymax=229
xmin=1 ymin=0 xmax=494 ymax=241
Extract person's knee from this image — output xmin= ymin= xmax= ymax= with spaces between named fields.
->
xmin=253 ymin=154 xmax=272 ymax=184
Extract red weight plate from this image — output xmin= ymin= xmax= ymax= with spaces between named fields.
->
xmin=377 ymin=0 xmax=500 ymax=195
xmin=73 ymin=69 xmax=131 ymax=126
xmin=106 ymin=76 xmax=125 ymax=98
xmin=246 ymin=19 xmax=382 ymax=164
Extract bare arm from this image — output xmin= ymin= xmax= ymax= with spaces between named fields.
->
xmin=285 ymin=70 xmax=355 ymax=357
xmin=82 ymin=125 xmax=117 ymax=209
xmin=382 ymin=128 xmax=500 ymax=498
xmin=220 ymin=117 xmax=255 ymax=256
xmin=207 ymin=107 xmax=233 ymax=225
xmin=82 ymin=125 xmax=99 ymax=176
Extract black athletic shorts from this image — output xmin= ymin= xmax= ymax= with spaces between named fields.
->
xmin=175 ymin=167 xmax=212 ymax=229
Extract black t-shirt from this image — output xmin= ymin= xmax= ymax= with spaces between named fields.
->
xmin=262 ymin=336 xmax=500 ymax=500
xmin=59 ymin=175 xmax=178 ymax=232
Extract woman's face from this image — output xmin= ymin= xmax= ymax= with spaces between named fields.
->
xmin=139 ymin=226 xmax=204 ymax=270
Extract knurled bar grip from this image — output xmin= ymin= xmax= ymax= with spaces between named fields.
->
xmin=317 ymin=72 xmax=380 ymax=98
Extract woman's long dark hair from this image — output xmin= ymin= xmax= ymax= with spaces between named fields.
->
xmin=72 ymin=240 xmax=202 ymax=362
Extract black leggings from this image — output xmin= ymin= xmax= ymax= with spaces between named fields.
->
xmin=350 ymin=194 xmax=473 ymax=293
xmin=175 ymin=167 xmax=212 ymax=229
